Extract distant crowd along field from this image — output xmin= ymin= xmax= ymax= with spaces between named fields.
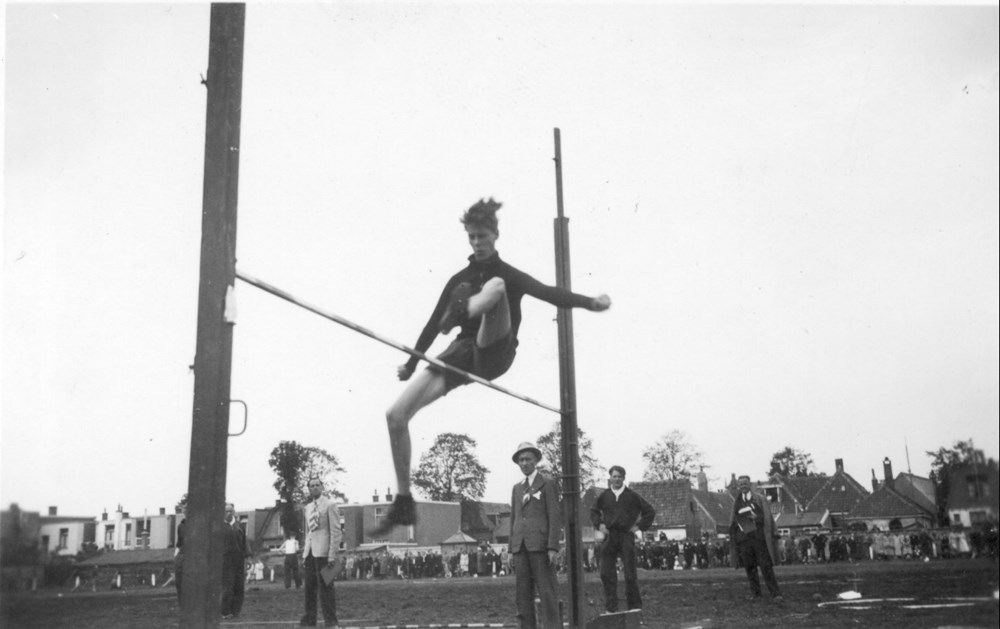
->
xmin=9 ymin=525 xmax=997 ymax=593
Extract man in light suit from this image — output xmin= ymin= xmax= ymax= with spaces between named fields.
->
xmin=509 ymin=441 xmax=561 ymax=629
xmin=301 ymin=478 xmax=343 ymax=628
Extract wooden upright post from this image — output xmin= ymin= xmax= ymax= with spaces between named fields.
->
xmin=553 ymin=128 xmax=587 ymax=628
xmin=182 ymin=4 xmax=245 ymax=628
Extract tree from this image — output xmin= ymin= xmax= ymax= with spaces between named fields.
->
xmin=175 ymin=493 xmax=188 ymax=514
xmin=412 ymin=433 xmax=489 ymax=502
xmin=535 ymin=421 xmax=602 ymax=491
xmin=269 ymin=441 xmax=346 ymax=536
xmin=926 ymin=440 xmax=984 ymax=527
xmin=641 ymin=430 xmax=707 ymax=482
xmin=768 ymin=446 xmax=816 ymax=478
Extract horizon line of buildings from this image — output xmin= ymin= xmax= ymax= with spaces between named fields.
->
xmin=2 ymin=454 xmax=997 ymax=569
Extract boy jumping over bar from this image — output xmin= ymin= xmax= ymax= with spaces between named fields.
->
xmin=372 ymin=198 xmax=611 ymax=535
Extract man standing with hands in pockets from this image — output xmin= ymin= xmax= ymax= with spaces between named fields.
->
xmin=300 ymin=478 xmax=342 ymax=628
xmin=590 ymin=466 xmax=656 ymax=614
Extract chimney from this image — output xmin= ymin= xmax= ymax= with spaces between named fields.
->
xmin=48 ymin=506 xmax=57 ymax=516
xmin=159 ymin=507 xmax=166 ymax=516
xmin=102 ymin=509 xmax=108 ymax=521
xmin=697 ymin=468 xmax=708 ymax=492
xmin=883 ymin=457 xmax=894 ymax=490
xmin=871 ymin=469 xmax=879 ymax=491
xmin=835 ymin=458 xmax=844 ymax=474
xmin=372 ymin=489 xmax=379 ymax=502
xmin=385 ymin=487 xmax=393 ymax=502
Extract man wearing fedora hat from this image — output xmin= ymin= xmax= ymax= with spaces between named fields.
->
xmin=509 ymin=441 xmax=562 ymax=629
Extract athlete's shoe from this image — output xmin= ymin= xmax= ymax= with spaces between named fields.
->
xmin=367 ymin=493 xmax=417 ymax=536
xmin=438 ymin=282 xmax=473 ymax=334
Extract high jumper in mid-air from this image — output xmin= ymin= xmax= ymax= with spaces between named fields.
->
xmin=372 ymin=197 xmax=611 ymax=535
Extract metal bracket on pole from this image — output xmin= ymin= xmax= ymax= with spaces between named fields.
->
xmin=228 ymin=399 xmax=248 ymax=436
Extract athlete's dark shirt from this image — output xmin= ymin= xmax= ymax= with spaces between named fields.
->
xmin=405 ymin=252 xmax=595 ymax=372
xmin=590 ymin=486 xmax=656 ymax=533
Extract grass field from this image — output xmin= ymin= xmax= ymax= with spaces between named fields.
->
xmin=2 ymin=559 xmax=997 ymax=628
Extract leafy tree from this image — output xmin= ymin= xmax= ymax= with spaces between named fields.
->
xmin=926 ymin=440 xmax=984 ymax=527
xmin=412 ymin=433 xmax=489 ymax=502
xmin=175 ymin=493 xmax=188 ymax=514
xmin=535 ymin=421 xmax=602 ymax=491
xmin=641 ymin=430 xmax=707 ymax=482
xmin=768 ymin=446 xmax=816 ymax=478
xmin=269 ymin=441 xmax=346 ymax=536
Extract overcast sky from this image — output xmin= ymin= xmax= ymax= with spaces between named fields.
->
xmin=3 ymin=2 xmax=998 ymax=519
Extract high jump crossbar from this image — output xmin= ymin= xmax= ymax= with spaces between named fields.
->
xmin=235 ymin=270 xmax=562 ymax=415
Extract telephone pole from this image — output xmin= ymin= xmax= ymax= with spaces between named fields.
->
xmin=182 ymin=4 xmax=245 ymax=627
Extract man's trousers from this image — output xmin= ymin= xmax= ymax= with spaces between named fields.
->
xmin=599 ymin=529 xmax=642 ymax=611
xmin=220 ymin=558 xmax=245 ymax=616
xmin=737 ymin=534 xmax=781 ymax=598
xmin=284 ymin=554 xmax=301 ymax=588
xmin=302 ymin=554 xmax=338 ymax=625
xmin=513 ymin=548 xmax=559 ymax=629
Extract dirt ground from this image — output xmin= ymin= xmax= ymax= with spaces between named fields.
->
xmin=1 ymin=558 xmax=997 ymax=628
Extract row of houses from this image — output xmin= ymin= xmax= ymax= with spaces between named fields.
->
xmin=631 ymin=455 xmax=997 ymax=541
xmin=3 ymin=455 xmax=997 ymax=568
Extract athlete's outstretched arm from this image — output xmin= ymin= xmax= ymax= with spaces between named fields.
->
xmin=514 ymin=267 xmax=611 ymax=312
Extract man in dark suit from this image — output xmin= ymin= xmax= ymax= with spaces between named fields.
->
xmin=729 ymin=475 xmax=782 ymax=601
xmin=300 ymin=478 xmax=343 ymax=628
xmin=590 ymin=465 xmax=656 ymax=612
xmin=509 ymin=441 xmax=561 ymax=629
xmin=221 ymin=502 xmax=249 ymax=619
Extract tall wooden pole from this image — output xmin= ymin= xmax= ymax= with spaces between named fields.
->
xmin=553 ymin=128 xmax=586 ymax=628
xmin=182 ymin=4 xmax=245 ymax=628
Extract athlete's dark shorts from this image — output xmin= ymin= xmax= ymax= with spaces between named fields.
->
xmin=428 ymin=333 xmax=518 ymax=393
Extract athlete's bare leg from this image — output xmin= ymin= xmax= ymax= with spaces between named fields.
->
xmin=377 ymin=278 xmax=512 ymax=532
xmin=469 ymin=277 xmax=511 ymax=347
xmin=385 ymin=369 xmax=449 ymax=496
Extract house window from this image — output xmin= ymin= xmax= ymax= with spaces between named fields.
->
xmin=765 ymin=487 xmax=780 ymax=503
xmin=970 ymin=511 xmax=988 ymax=525
xmin=58 ymin=528 xmax=69 ymax=550
xmin=966 ymin=474 xmax=989 ymax=499
xmin=41 ymin=535 xmax=50 ymax=551
xmin=104 ymin=525 xmax=115 ymax=547
xmin=373 ymin=507 xmax=389 ymax=537
xmin=125 ymin=523 xmax=132 ymax=546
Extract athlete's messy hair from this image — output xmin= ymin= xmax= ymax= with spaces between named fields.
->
xmin=461 ymin=198 xmax=501 ymax=234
